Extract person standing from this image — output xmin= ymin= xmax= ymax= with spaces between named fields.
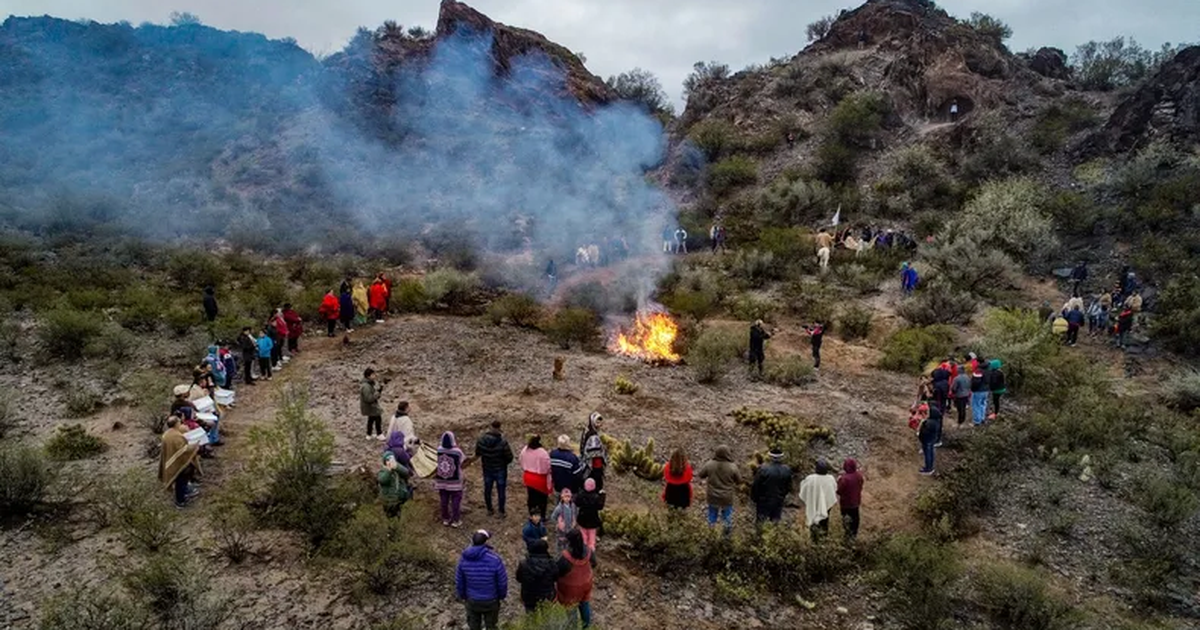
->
xmin=549 ymin=488 xmax=577 ymax=553
xmin=931 ymin=360 xmax=952 ymax=414
xmin=515 ymin=539 xmax=566 ymax=613
xmin=797 ymin=459 xmax=838 ymax=541
xmin=836 ymin=458 xmax=864 ymax=541
xmin=270 ymin=308 xmax=289 ymax=365
xmin=900 ymin=262 xmax=919 ymax=296
xmin=674 ymin=227 xmax=688 ymax=254
xmin=436 ymin=432 xmax=467 ymax=528
xmin=1071 ymin=261 xmax=1088 ymax=298
xmin=519 ymin=435 xmax=552 ymax=521
xmin=369 ymin=275 xmax=389 ymax=323
xmin=202 ymin=286 xmax=219 ymax=323
xmin=378 ymin=451 xmax=411 ymax=518
xmin=237 ymin=327 xmax=257 ymax=386
xmin=1065 ymin=306 xmax=1085 ymax=346
xmin=360 ymin=368 xmax=384 ymax=441
xmin=318 ymin=289 xmax=340 ymax=337
xmin=545 ymin=259 xmax=558 ymax=295
xmin=579 ymin=413 xmax=608 ymax=492
xmin=750 ymin=448 xmax=793 ymax=524
xmin=159 ymin=416 xmax=201 ymax=508
xmin=456 ymin=530 xmax=508 ymax=630
xmin=803 ymin=322 xmax=825 ymax=371
xmin=662 ymin=448 xmax=694 ymax=510
xmin=574 ymin=477 xmax=605 ymax=551
xmin=556 ymin=529 xmax=597 ymax=628
xmin=988 ymin=359 xmax=1006 ymax=419
xmin=918 ymin=406 xmax=942 ymax=475
xmin=352 ymin=280 xmax=369 ymax=325
xmin=698 ymin=445 xmax=741 ymax=534
xmin=282 ymin=303 xmax=303 ymax=354
xmin=661 ymin=227 xmax=674 ymax=254
xmin=970 ymin=365 xmax=989 ymax=426
xmin=815 ymin=228 xmax=834 ymax=271
xmin=550 ymin=435 xmax=584 ymax=495
xmin=1117 ymin=307 xmax=1134 ymax=349
xmin=256 ymin=328 xmax=274 ymax=381
xmin=475 ymin=421 xmax=515 ymax=517
xmin=951 ymin=365 xmax=971 ymax=425
xmin=339 ymin=285 xmax=356 ymax=333
xmin=749 ymin=320 xmax=771 ymax=375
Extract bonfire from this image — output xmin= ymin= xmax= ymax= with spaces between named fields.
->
xmin=610 ymin=310 xmax=681 ymax=364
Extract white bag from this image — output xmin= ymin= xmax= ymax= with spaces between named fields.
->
xmin=214 ymin=388 xmax=235 ymax=406
xmin=183 ymin=427 xmax=210 ymax=446
xmin=196 ymin=411 xmax=219 ymax=423
xmin=192 ymin=396 xmax=215 ymax=413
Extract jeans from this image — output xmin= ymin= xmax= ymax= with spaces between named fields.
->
xmin=483 ymin=469 xmax=507 ymax=514
xmin=954 ymin=396 xmax=969 ymax=425
xmin=173 ymin=466 xmax=192 ymax=506
xmin=568 ymin=601 xmax=592 ymax=628
xmin=971 ymin=391 xmax=989 ymax=425
xmin=840 ymin=506 xmax=860 ymax=540
xmin=464 ymin=599 xmax=500 ymax=630
xmin=921 ymin=439 xmax=936 ymax=472
xmin=440 ymin=489 xmax=463 ymax=523
xmin=527 ymin=486 xmax=547 ymax=520
xmin=366 ymin=415 xmax=382 ymax=437
xmin=707 ymin=504 xmax=734 ymax=533
xmin=206 ymin=419 xmax=219 ymax=444
xmin=750 ymin=352 xmax=764 ymax=374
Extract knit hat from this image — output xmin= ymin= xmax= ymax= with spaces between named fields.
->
xmin=173 ymin=385 xmax=190 ymax=397
xmin=382 ymin=451 xmax=396 ymax=464
xmin=560 ymin=487 xmax=573 ymax=500
xmin=584 ymin=478 xmax=596 ymax=491
xmin=815 ymin=458 xmax=829 ymax=474
xmin=589 ymin=411 xmax=603 ymax=424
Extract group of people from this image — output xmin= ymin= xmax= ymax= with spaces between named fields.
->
xmin=1049 ymin=263 xmax=1145 ymax=349
xmin=661 ymin=226 xmax=689 ymax=254
xmin=908 ymin=353 xmax=1007 ymax=474
xmin=319 ymin=274 xmax=393 ymax=337
xmin=748 ymin=319 xmax=825 ymax=375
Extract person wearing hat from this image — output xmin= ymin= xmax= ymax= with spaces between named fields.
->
xmin=159 ymin=416 xmax=201 ymax=508
xmin=698 ymin=445 xmax=741 ymax=535
xmin=579 ymin=412 xmax=608 ymax=492
xmin=237 ymin=327 xmax=257 ymax=385
xmin=836 ymin=458 xmax=864 ymax=541
xmin=750 ymin=448 xmax=793 ymax=524
xmin=378 ymin=451 xmax=411 ymax=519
xmin=748 ymin=320 xmax=771 ymax=375
xmin=798 ymin=458 xmax=838 ymax=541
xmin=455 ymin=529 xmax=508 ymax=630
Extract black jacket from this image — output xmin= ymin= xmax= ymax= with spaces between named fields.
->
xmin=202 ymin=288 xmax=218 ymax=320
xmin=970 ymin=373 xmax=989 ymax=393
xmin=931 ymin=367 xmax=952 ymax=386
xmin=475 ymin=429 xmax=514 ymax=473
xmin=237 ymin=332 xmax=256 ymax=354
xmin=989 ymin=369 xmax=1006 ymax=392
xmin=918 ymin=412 xmax=942 ymax=443
xmin=575 ymin=488 xmax=606 ymax=529
xmin=749 ymin=325 xmax=770 ymax=356
xmin=515 ymin=541 xmax=569 ymax=606
xmin=750 ymin=461 xmax=793 ymax=507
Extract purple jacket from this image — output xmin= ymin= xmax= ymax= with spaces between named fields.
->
xmin=386 ymin=431 xmax=414 ymax=476
xmin=456 ymin=544 xmax=508 ymax=602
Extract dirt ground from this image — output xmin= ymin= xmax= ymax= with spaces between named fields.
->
xmin=0 ymin=277 xmax=1048 ymax=629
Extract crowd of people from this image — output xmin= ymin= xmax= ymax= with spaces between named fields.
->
xmin=319 ymin=274 xmax=394 ymax=337
xmin=907 ymin=352 xmax=1007 ymax=474
xmin=1046 ymin=263 xmax=1145 ymax=349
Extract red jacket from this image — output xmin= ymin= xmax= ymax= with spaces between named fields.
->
xmin=661 ymin=463 xmax=694 ymax=506
xmin=369 ymin=281 xmax=389 ymax=312
xmin=282 ymin=309 xmax=304 ymax=338
xmin=556 ymin=549 xmax=594 ymax=605
xmin=318 ymin=293 xmax=340 ymax=321
xmin=271 ymin=314 xmax=288 ymax=339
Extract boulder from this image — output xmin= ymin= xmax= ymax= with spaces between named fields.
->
xmin=1026 ymin=47 xmax=1070 ymax=80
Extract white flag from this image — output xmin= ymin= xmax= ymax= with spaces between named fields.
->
xmin=831 ymin=205 xmax=841 ymax=227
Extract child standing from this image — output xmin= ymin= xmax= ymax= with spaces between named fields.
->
xmin=574 ymin=478 xmax=605 ymax=551
xmin=521 ymin=510 xmax=547 ymax=550
xmin=256 ymin=329 xmax=274 ymax=381
xmin=549 ymin=488 xmax=577 ymax=552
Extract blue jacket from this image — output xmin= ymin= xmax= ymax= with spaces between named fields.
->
xmin=522 ymin=520 xmax=547 ymax=548
xmin=456 ymin=544 xmax=508 ymax=602
xmin=339 ymin=292 xmax=354 ymax=320
xmin=549 ymin=448 xmax=583 ymax=493
xmin=256 ymin=336 xmax=274 ymax=358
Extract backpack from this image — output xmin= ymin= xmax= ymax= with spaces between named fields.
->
xmin=436 ymin=452 xmax=459 ymax=480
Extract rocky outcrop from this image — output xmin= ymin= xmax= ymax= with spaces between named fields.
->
xmin=1024 ymin=47 xmax=1070 ymax=80
xmin=436 ymin=0 xmax=613 ymax=106
xmin=1084 ymin=46 xmax=1200 ymax=154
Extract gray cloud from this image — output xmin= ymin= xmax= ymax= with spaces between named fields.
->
xmin=7 ymin=0 xmax=1198 ymax=108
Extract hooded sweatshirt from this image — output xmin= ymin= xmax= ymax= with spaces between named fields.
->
xmin=386 ymin=431 xmax=415 ymax=476
xmin=318 ymin=292 xmax=339 ymax=321
xmin=435 ymin=432 xmax=466 ymax=492
xmin=988 ymin=359 xmax=1007 ymax=394
xmin=798 ymin=470 xmax=839 ymax=527
xmin=516 ymin=540 xmax=565 ymax=607
xmin=951 ymin=372 xmax=972 ymax=399
xmin=698 ymin=445 xmax=742 ymax=508
xmin=369 ymin=280 xmax=389 ymax=312
xmin=662 ymin=461 xmax=694 ymax=508
xmin=338 ymin=290 xmax=355 ymax=322
xmin=574 ymin=483 xmax=606 ymax=530
xmin=455 ymin=543 xmax=508 ymax=602
xmin=836 ymin=459 xmax=864 ymax=509
xmin=351 ymin=282 xmax=369 ymax=317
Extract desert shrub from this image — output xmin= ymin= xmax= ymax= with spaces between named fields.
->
xmin=64 ymin=387 xmax=102 ymax=418
xmin=897 ymin=279 xmax=977 ymax=326
xmin=973 ymin=563 xmax=1078 ymax=630
xmin=97 ymin=469 xmax=179 ymax=553
xmin=916 ymin=422 xmax=1030 ymax=537
xmin=604 ymin=435 xmax=665 ymax=480
xmin=89 ymin=325 xmax=138 ymax=362
xmin=1153 ymin=275 xmax=1200 ymax=356
xmin=1031 ymin=391 xmax=1138 ymax=453
xmin=207 ymin=479 xmax=256 ymax=563
xmin=162 ymin=305 xmax=198 ymax=336
xmin=758 ymin=177 xmax=835 ymax=226
xmin=614 ymin=374 xmax=640 ymax=395
xmin=45 ymin=424 xmax=107 ymax=461
xmin=392 ymin=278 xmax=430 ymax=313
xmin=331 ymin=504 xmax=443 ymax=595
xmin=123 ymin=370 xmax=174 ymax=435
xmin=754 ymin=226 xmax=815 ymax=266
xmin=166 ymin=250 xmax=226 ymax=292
xmin=38 ymin=307 xmax=103 ymax=359
xmin=944 ymin=178 xmax=1058 ymax=267
xmin=123 ymin=550 xmax=232 ymax=629
xmin=783 ymin=280 xmax=838 ymax=324
xmin=727 ymin=249 xmax=780 ymax=288
xmin=806 ymin=15 xmax=834 ymax=41
xmin=921 ymin=236 xmax=1022 ymax=299
xmin=764 ymin=356 xmax=816 ymax=387
xmin=422 ymin=269 xmax=480 ymax=310
xmin=545 ymin=308 xmax=601 ymax=351
xmin=878 ymin=326 xmax=956 ymax=374
xmin=975 ymin=308 xmax=1068 ymax=396
xmin=688 ymin=328 xmax=744 ymax=384
xmin=688 ymin=118 xmax=736 ymax=160
xmin=0 ymin=387 xmax=16 ymax=437
xmin=1071 ymin=37 xmax=1178 ymax=92
xmin=832 ymin=262 xmax=883 ymax=295
xmin=1031 ymin=98 xmax=1099 ymax=154
xmin=838 ymin=305 xmax=873 ymax=340
xmin=502 ymin=604 xmax=580 ymax=630
xmin=708 ymin=155 xmax=758 ymax=196
xmin=873 ymin=535 xmax=961 ymax=630
xmin=38 ymin=588 xmax=153 ymax=630
xmin=661 ymin=285 xmax=720 ymax=321
xmin=0 ymin=318 xmax=18 ymax=361
xmin=562 ymin=280 xmax=634 ymax=314
xmin=117 ymin=286 xmax=164 ymax=332
xmin=0 ymin=443 xmax=57 ymax=518
xmin=1135 ymin=474 xmax=1200 ymax=529
xmin=827 ymin=92 xmax=889 ymax=147
xmin=487 ymin=293 xmax=543 ymax=328
xmin=1164 ymin=371 xmax=1200 ymax=413
xmin=874 ymin=144 xmax=959 ymax=215
xmin=813 ymin=140 xmax=859 ymax=185
xmin=726 ymin=293 xmax=778 ymax=323
xmin=245 ymin=385 xmax=347 ymax=548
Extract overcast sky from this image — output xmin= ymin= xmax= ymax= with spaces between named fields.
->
xmin=7 ymin=0 xmax=1198 ymax=107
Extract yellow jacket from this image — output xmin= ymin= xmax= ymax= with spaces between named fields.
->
xmin=352 ymin=282 xmax=369 ymax=317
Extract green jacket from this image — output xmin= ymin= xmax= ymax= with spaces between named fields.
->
xmin=378 ymin=466 xmax=411 ymax=506
xmin=360 ymin=379 xmax=383 ymax=417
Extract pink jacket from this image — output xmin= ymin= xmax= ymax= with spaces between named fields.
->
xmin=520 ymin=447 xmax=552 ymax=475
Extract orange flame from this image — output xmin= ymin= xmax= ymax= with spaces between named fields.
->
xmin=610 ymin=311 xmax=681 ymax=364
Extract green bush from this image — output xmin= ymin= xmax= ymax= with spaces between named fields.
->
xmin=873 ymin=145 xmax=960 ymax=215
xmin=1031 ymin=98 xmax=1099 ymax=154
xmin=38 ymin=588 xmax=153 ymax=630
xmin=123 ymin=551 xmax=231 ymax=629
xmin=89 ymin=325 xmax=138 ymax=362
xmin=545 ymin=308 xmax=601 ymax=351
xmin=96 ymin=469 xmax=179 ymax=553
xmin=1153 ymin=275 xmax=1200 ymax=356
xmin=166 ymin=250 xmax=227 ymax=292
xmin=688 ymin=119 xmax=736 ymax=160
xmin=1164 ymin=371 xmax=1200 ymax=413
xmin=207 ymin=479 xmax=257 ymax=563
xmin=392 ymin=278 xmax=430 ymax=313
xmin=162 ymin=305 xmax=198 ymax=336
xmin=878 ymin=326 xmax=956 ymax=374
xmin=38 ymin=307 xmax=103 ymax=359
xmin=897 ymin=279 xmax=977 ymax=326
xmin=487 ymin=293 xmax=543 ymax=328
xmin=831 ymin=262 xmax=883 ymax=295
xmin=764 ymin=355 xmax=816 ymax=387
xmin=708 ymin=155 xmax=758 ymax=196
xmin=0 ymin=387 xmax=16 ymax=438
xmin=727 ymin=249 xmax=780 ymax=288
xmin=838 ymin=305 xmax=873 ymax=340
xmin=812 ymin=140 xmax=859 ymax=185
xmin=500 ymin=604 xmax=580 ymax=630
xmin=688 ymin=327 xmax=745 ymax=384
xmin=757 ymin=177 xmax=834 ymax=226
xmin=661 ymin=285 xmax=720 ymax=321
xmin=939 ymin=178 xmax=1058 ymax=268
xmin=64 ymin=387 xmax=102 ymax=418
xmin=423 ymin=269 xmax=480 ymax=311
xmin=330 ymin=505 xmax=442 ymax=595
xmin=1135 ymin=474 xmax=1200 ymax=530
xmin=973 ymin=563 xmax=1078 ymax=630
xmin=45 ymin=424 xmax=108 ymax=461
xmin=873 ymin=535 xmax=961 ymax=630
xmin=826 ymin=92 xmax=889 ymax=147
xmin=726 ymin=293 xmax=778 ymax=323
xmin=117 ymin=286 xmax=164 ymax=332
xmin=975 ymin=308 xmax=1068 ymax=396
xmin=916 ymin=422 xmax=1029 ymax=537
xmin=0 ymin=443 xmax=57 ymax=517
xmin=783 ymin=280 xmax=838 ymax=324
xmin=614 ymin=374 xmax=640 ymax=395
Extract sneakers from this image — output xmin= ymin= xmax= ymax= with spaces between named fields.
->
xmin=934 ymin=442 xmax=943 ymax=448
xmin=918 ymin=469 xmax=936 ymax=476
xmin=282 ymin=356 xmax=291 ymax=363
xmin=375 ymin=434 xmax=386 ymax=441
xmin=442 ymin=520 xmax=450 ymax=527
xmin=366 ymin=434 xmax=376 ymax=441
xmin=450 ymin=520 xmax=462 ymax=528
xmin=375 ymin=319 xmax=385 ymax=324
